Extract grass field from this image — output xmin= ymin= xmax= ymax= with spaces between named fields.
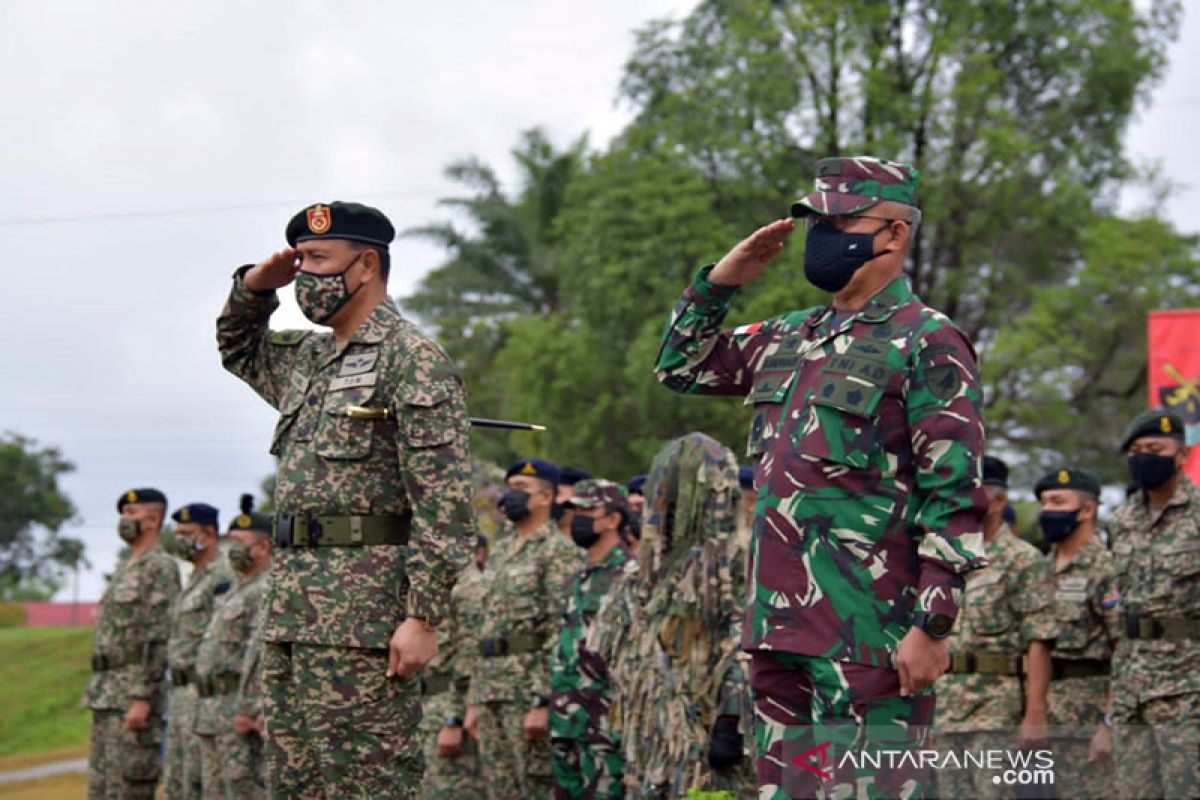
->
xmin=0 ymin=627 xmax=93 ymax=758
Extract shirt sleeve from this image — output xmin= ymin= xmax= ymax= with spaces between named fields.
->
xmin=237 ymin=613 xmax=263 ymax=718
xmin=391 ymin=340 xmax=476 ymax=627
xmin=216 ymin=265 xmax=307 ymax=410
xmin=534 ymin=534 xmax=582 ymax=702
xmin=905 ymin=322 xmax=989 ymax=620
xmin=1010 ymin=546 xmax=1059 ymax=647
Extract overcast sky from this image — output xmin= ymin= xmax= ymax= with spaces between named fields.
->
xmin=1 ymin=1 xmax=1196 ymax=601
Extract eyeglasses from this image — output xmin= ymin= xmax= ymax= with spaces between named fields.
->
xmin=805 ymin=215 xmax=906 ymax=232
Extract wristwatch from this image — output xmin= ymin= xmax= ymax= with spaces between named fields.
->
xmin=1103 ymin=712 xmax=1114 ymax=728
xmin=912 ymin=611 xmax=955 ymax=640
xmin=442 ymin=715 xmax=463 ymax=728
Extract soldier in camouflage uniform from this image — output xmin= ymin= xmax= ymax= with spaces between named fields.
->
xmin=550 ymin=479 xmax=633 ymax=799
xmin=419 ymin=535 xmax=489 ymax=800
xmin=1032 ymin=466 xmax=1119 ymax=798
xmin=193 ymin=509 xmax=273 ymax=799
xmin=86 ymin=488 xmax=181 ymax=800
xmin=933 ymin=457 xmax=1057 ymax=797
xmin=590 ymin=433 xmax=754 ymax=798
xmin=217 ymin=201 xmax=476 ymax=798
xmin=655 ymin=157 xmax=987 ymax=798
xmin=1109 ymin=409 xmax=1200 ymax=799
xmin=466 ymin=458 xmax=581 ymax=800
xmin=165 ymin=502 xmax=233 ymax=800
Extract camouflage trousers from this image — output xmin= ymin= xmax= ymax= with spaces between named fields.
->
xmin=87 ymin=709 xmax=163 ymax=800
xmin=196 ymin=727 xmax=266 ymax=800
xmin=418 ymin=690 xmax=484 ymax=799
xmin=164 ymin=684 xmax=203 ymax=800
xmin=262 ymin=642 xmax=423 ymax=799
xmin=1113 ymin=691 xmax=1200 ymax=800
xmin=750 ymin=651 xmax=935 ymax=800
xmin=549 ymin=686 xmax=624 ymax=799
xmin=476 ymin=699 xmax=556 ymax=800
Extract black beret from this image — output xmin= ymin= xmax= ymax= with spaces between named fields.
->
xmin=626 ymin=475 xmax=647 ymax=495
xmin=981 ymin=456 xmax=1009 ymax=488
xmin=229 ymin=511 xmax=273 ymax=536
xmin=1035 ymin=467 xmax=1102 ymax=499
xmin=559 ymin=466 xmax=591 ymax=486
xmin=285 ymin=201 xmax=395 ymax=248
xmin=1119 ymin=408 xmax=1186 ymax=452
xmin=117 ymin=487 xmax=167 ymax=512
xmin=506 ymin=458 xmax=561 ymax=485
xmin=172 ymin=503 xmax=219 ymax=527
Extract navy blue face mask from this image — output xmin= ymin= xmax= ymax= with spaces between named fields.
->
xmin=1038 ymin=509 xmax=1081 ymax=543
xmin=803 ymin=220 xmax=890 ymax=293
xmin=1127 ymin=453 xmax=1178 ymax=490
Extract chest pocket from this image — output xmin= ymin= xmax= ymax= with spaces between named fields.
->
xmin=744 ymin=372 xmax=795 ymax=458
xmin=1054 ymin=577 xmax=1094 ymax=651
xmin=504 ymin=563 xmax=541 ymax=625
xmin=1158 ymin=540 xmax=1200 ymax=579
xmin=218 ymin=604 xmax=253 ymax=643
xmin=316 ymin=381 xmax=379 ymax=461
xmin=964 ymin=569 xmax=1015 ymax=636
xmin=795 ymin=340 xmax=895 ymax=469
xmin=271 ymin=370 xmax=312 ymax=456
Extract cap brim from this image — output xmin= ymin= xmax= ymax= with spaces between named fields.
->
xmin=791 ymin=192 xmax=882 ymax=218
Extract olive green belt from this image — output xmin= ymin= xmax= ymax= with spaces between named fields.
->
xmin=1050 ymin=658 xmax=1110 ymax=681
xmin=948 ymin=651 xmax=1021 ymax=676
xmin=195 ymin=672 xmax=241 ymax=698
xmin=170 ymin=667 xmax=196 ymax=687
xmin=420 ymin=673 xmax=470 ymax=697
xmin=1123 ymin=613 xmax=1200 ymax=641
xmin=274 ymin=512 xmax=411 ymax=548
xmin=479 ymin=631 xmax=547 ymax=658
xmin=91 ymin=647 xmax=146 ymax=672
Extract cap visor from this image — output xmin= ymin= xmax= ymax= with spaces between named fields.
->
xmin=791 ymin=192 xmax=881 ymax=218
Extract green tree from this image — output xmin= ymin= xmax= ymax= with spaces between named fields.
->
xmin=0 ymin=433 xmax=84 ymax=600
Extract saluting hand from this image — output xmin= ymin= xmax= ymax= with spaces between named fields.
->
xmin=387 ymin=617 xmax=438 ymax=679
xmin=708 ymin=219 xmax=797 ymax=287
xmin=243 ymin=247 xmax=301 ymax=292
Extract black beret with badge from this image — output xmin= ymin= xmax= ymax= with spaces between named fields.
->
xmin=117 ymin=487 xmax=168 ymax=512
xmin=1119 ymin=408 xmax=1186 ymax=452
xmin=1034 ymin=467 xmax=1102 ymax=499
xmin=172 ymin=502 xmax=219 ymax=527
xmin=505 ymin=458 xmax=561 ymax=485
xmin=229 ymin=493 xmax=272 ymax=535
xmin=981 ymin=456 xmax=1009 ymax=488
xmin=285 ymin=201 xmax=396 ymax=248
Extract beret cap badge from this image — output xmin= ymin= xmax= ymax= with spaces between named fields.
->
xmin=236 ymin=514 xmax=252 ymax=529
xmin=1161 ymin=416 xmax=1172 ymax=433
xmin=126 ymin=490 xmax=137 ymax=503
xmin=520 ymin=463 xmax=537 ymax=476
xmin=179 ymin=507 xmax=191 ymax=522
xmin=306 ymin=204 xmax=332 ymax=235
xmin=1058 ymin=469 xmax=1070 ymax=485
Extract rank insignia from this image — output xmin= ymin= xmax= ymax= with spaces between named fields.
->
xmin=307 ymin=204 xmax=332 ymax=234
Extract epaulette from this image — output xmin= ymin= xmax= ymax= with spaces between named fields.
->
xmin=268 ymin=330 xmax=312 ymax=346
xmin=213 ymin=581 xmax=232 ymax=596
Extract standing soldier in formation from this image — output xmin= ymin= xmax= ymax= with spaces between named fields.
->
xmin=590 ymin=433 xmax=753 ymax=798
xmin=217 ymin=201 xmax=476 ymax=797
xmin=550 ymin=479 xmax=633 ymax=799
xmin=654 ymin=157 xmax=987 ymax=797
xmin=1109 ymin=409 xmax=1200 ymax=799
xmin=466 ymin=458 xmax=581 ymax=800
xmin=165 ymin=502 xmax=232 ymax=800
xmin=934 ymin=457 xmax=1058 ymax=796
xmin=419 ymin=535 xmax=490 ymax=800
xmin=86 ymin=488 xmax=181 ymax=800
xmin=193 ymin=508 xmax=273 ymax=799
xmin=1033 ymin=466 xmax=1120 ymax=796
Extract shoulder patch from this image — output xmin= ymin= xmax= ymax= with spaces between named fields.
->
xmin=213 ymin=581 xmax=232 ymax=596
xmin=268 ymin=329 xmax=312 ymax=346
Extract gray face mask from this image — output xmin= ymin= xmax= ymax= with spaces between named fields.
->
xmin=118 ymin=517 xmax=141 ymax=544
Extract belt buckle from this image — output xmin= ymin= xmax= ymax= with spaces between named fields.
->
xmin=307 ymin=516 xmax=323 ymax=547
xmin=276 ymin=515 xmax=295 ymax=549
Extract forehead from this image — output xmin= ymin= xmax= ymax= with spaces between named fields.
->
xmin=296 ymin=239 xmax=353 ymax=255
xmin=1039 ymin=488 xmax=1079 ymax=504
xmin=229 ymin=529 xmax=257 ymax=544
xmin=506 ymin=474 xmax=546 ymax=490
xmin=174 ymin=520 xmax=202 ymax=533
xmin=1129 ymin=435 xmax=1179 ymax=449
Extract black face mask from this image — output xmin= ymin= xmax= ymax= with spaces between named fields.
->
xmin=1038 ymin=509 xmax=1081 ymax=543
xmin=1128 ymin=453 xmax=1178 ymax=490
xmin=803 ymin=221 xmax=889 ymax=293
xmin=570 ymin=515 xmax=601 ymax=549
xmin=497 ymin=489 xmax=531 ymax=523
xmin=550 ymin=502 xmax=566 ymax=522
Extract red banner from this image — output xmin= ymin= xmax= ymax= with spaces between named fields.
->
xmin=1148 ymin=310 xmax=1200 ymax=482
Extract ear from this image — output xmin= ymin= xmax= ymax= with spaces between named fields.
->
xmin=359 ymin=249 xmax=381 ymax=282
xmin=885 ymin=218 xmax=911 ymax=252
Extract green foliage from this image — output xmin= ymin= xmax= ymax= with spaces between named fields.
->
xmin=0 ymin=627 xmax=93 ymax=755
xmin=0 ymin=433 xmax=84 ymax=601
xmin=0 ymin=603 xmax=27 ymax=628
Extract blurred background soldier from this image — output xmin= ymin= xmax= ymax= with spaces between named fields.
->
xmin=86 ymin=488 xmax=180 ymax=800
xmin=1034 ymin=467 xmax=1119 ymax=797
xmin=193 ymin=506 xmax=272 ymax=799
xmin=590 ymin=433 xmax=753 ymax=798
xmin=165 ymin=501 xmax=231 ymax=800
xmin=1110 ymin=409 xmax=1200 ymax=799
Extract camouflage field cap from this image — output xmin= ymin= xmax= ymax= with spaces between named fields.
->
xmin=564 ymin=479 xmax=628 ymax=512
xmin=1120 ymin=407 xmax=1186 ymax=452
xmin=791 ymin=156 xmax=920 ymax=217
xmin=1034 ymin=467 xmax=1102 ymax=499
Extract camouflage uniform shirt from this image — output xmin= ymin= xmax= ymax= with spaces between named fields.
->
xmin=655 ymin=269 xmax=987 ymax=666
xmin=86 ymin=544 xmax=181 ymax=711
xmin=167 ymin=558 xmax=233 ymax=682
xmin=1110 ymin=475 xmax=1200 ymax=704
xmin=217 ymin=269 xmax=476 ymax=642
xmin=194 ymin=570 xmax=266 ymax=735
xmin=935 ymin=526 xmax=1058 ymax=731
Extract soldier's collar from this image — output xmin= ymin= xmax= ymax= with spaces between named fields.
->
xmin=350 ymin=297 xmax=403 ymax=345
xmin=807 ymin=277 xmax=914 ymax=329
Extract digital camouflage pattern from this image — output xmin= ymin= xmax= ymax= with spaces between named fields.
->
xmin=86 ymin=543 xmax=180 ymax=800
xmin=589 ymin=433 xmax=753 ymax=797
xmin=165 ymin=556 xmax=233 ymax=800
xmin=1110 ymin=475 xmax=1200 ymax=799
xmin=469 ymin=518 xmax=581 ymax=799
xmin=419 ymin=561 xmax=490 ymax=800
xmin=1046 ymin=534 xmax=1120 ymax=799
xmin=655 ymin=269 xmax=988 ymax=667
xmin=549 ymin=527 xmax=632 ymax=800
xmin=193 ymin=569 xmax=266 ymax=800
xmin=217 ymin=265 xmax=475 ymax=797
